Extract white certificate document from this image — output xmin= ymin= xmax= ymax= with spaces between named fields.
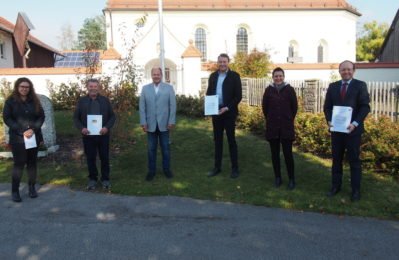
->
xmin=330 ymin=106 xmax=353 ymax=133
xmin=204 ymin=95 xmax=219 ymax=116
xmin=87 ymin=115 xmax=102 ymax=135
xmin=24 ymin=134 xmax=37 ymax=149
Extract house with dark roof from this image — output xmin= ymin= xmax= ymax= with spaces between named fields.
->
xmin=377 ymin=9 xmax=399 ymax=62
xmin=0 ymin=16 xmax=62 ymax=68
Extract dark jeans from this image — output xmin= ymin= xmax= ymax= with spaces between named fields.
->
xmin=268 ymin=138 xmax=295 ymax=180
xmin=212 ymin=113 xmax=238 ymax=170
xmin=147 ymin=128 xmax=170 ymax=174
xmin=11 ymin=143 xmax=38 ymax=192
xmin=331 ymin=132 xmax=362 ymax=192
xmin=83 ymin=135 xmax=110 ymax=181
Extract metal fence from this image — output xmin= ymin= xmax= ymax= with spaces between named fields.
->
xmin=242 ymin=78 xmax=399 ymax=122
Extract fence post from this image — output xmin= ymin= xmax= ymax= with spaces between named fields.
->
xmin=303 ymin=79 xmax=318 ymax=113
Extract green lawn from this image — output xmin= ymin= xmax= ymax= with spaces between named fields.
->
xmin=1 ymin=110 xmax=398 ymax=219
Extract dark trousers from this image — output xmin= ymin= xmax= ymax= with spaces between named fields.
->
xmin=268 ymin=138 xmax=295 ymax=180
xmin=83 ymin=135 xmax=110 ymax=181
xmin=147 ymin=127 xmax=170 ymax=174
xmin=212 ymin=113 xmax=238 ymax=170
xmin=331 ymin=132 xmax=362 ymax=192
xmin=11 ymin=144 xmax=38 ymax=192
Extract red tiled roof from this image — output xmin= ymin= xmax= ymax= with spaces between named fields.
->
xmin=0 ymin=16 xmax=62 ymax=55
xmin=106 ymin=0 xmax=360 ymax=15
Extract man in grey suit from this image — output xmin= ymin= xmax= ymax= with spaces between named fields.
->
xmin=139 ymin=67 xmax=176 ymax=181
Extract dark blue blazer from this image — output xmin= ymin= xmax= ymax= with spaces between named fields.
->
xmin=206 ymin=70 xmax=242 ymax=116
xmin=323 ymin=78 xmax=370 ymax=135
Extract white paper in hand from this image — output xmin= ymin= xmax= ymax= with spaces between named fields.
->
xmin=24 ymin=134 xmax=37 ymax=149
xmin=204 ymin=95 xmax=219 ymax=116
xmin=330 ymin=106 xmax=353 ymax=133
xmin=87 ymin=115 xmax=102 ymax=135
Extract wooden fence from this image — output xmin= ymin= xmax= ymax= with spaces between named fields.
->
xmin=242 ymin=78 xmax=399 ymax=122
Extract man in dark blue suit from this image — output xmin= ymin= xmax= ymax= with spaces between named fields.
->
xmin=206 ymin=53 xmax=242 ymax=179
xmin=323 ymin=60 xmax=370 ymax=201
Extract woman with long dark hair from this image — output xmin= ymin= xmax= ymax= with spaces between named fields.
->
xmin=262 ymin=67 xmax=298 ymax=190
xmin=3 ymin=77 xmax=45 ymax=202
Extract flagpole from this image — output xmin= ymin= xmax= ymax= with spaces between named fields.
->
xmin=158 ymin=0 xmax=165 ymax=78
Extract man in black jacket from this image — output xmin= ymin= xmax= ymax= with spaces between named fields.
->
xmin=73 ymin=79 xmax=116 ymax=190
xmin=323 ymin=60 xmax=370 ymax=201
xmin=206 ymin=53 xmax=242 ymax=178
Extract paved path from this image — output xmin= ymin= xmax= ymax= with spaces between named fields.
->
xmin=0 ymin=183 xmax=398 ymax=260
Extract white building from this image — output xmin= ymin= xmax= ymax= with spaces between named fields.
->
xmin=103 ymin=0 xmax=361 ymax=95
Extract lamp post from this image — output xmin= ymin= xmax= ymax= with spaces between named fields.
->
xmin=158 ymin=0 xmax=165 ymax=78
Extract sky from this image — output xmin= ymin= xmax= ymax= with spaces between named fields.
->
xmin=1 ymin=0 xmax=398 ymax=50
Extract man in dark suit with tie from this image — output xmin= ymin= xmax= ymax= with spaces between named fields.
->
xmin=206 ymin=53 xmax=242 ymax=179
xmin=323 ymin=60 xmax=370 ymax=201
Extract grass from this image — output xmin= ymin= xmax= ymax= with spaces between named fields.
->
xmin=1 ymin=110 xmax=399 ymax=220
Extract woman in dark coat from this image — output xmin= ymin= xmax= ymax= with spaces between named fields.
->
xmin=3 ymin=77 xmax=45 ymax=202
xmin=262 ymin=67 xmax=298 ymax=190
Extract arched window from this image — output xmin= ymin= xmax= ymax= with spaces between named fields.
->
xmin=288 ymin=44 xmax=295 ymax=58
xmin=318 ymin=44 xmax=324 ymax=63
xmin=287 ymin=40 xmax=301 ymax=63
xmin=236 ymin=27 xmax=248 ymax=53
xmin=195 ymin=28 xmax=207 ymax=62
xmin=318 ymin=40 xmax=328 ymax=63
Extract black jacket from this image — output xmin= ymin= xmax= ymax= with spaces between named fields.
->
xmin=206 ymin=70 xmax=242 ymax=116
xmin=262 ymin=84 xmax=298 ymax=140
xmin=73 ymin=94 xmax=116 ymax=134
xmin=323 ymin=79 xmax=370 ymax=135
xmin=3 ymin=97 xmax=45 ymax=144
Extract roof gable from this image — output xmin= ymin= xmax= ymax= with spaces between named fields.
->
xmin=0 ymin=16 xmax=61 ymax=55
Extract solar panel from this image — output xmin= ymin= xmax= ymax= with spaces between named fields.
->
xmin=55 ymin=51 xmax=100 ymax=67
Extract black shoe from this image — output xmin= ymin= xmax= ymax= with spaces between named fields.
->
xmin=208 ymin=168 xmax=221 ymax=177
xmin=351 ymin=191 xmax=361 ymax=202
xmin=102 ymin=180 xmax=111 ymax=189
xmin=164 ymin=170 xmax=173 ymax=179
xmin=327 ymin=187 xmax=341 ymax=197
xmin=274 ymin=177 xmax=282 ymax=188
xmin=146 ymin=173 xmax=155 ymax=181
xmin=287 ymin=179 xmax=295 ymax=190
xmin=87 ymin=180 xmax=97 ymax=190
xmin=28 ymin=184 xmax=38 ymax=198
xmin=230 ymin=169 xmax=239 ymax=179
xmin=12 ymin=191 xmax=22 ymax=202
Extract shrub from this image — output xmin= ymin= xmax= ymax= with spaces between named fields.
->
xmin=0 ymin=79 xmax=13 ymax=111
xmin=362 ymin=116 xmax=399 ymax=175
xmin=176 ymin=95 xmax=205 ymax=118
xmin=295 ymin=113 xmax=331 ymax=156
xmin=237 ymin=104 xmax=264 ymax=136
xmin=47 ymin=81 xmax=84 ymax=110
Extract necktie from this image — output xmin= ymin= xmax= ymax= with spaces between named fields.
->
xmin=341 ymin=82 xmax=348 ymax=101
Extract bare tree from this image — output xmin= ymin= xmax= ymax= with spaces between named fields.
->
xmin=57 ymin=23 xmax=77 ymax=50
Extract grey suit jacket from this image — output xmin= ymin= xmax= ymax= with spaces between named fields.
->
xmin=139 ymin=82 xmax=176 ymax=132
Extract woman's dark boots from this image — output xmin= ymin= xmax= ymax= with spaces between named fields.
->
xmin=29 ymin=183 xmax=38 ymax=198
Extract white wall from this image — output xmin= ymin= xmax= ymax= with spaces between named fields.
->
xmin=107 ymin=10 xmax=357 ymax=63
xmin=182 ymin=57 xmax=202 ymax=96
xmin=355 ymin=68 xmax=399 ymax=82
xmin=105 ymin=9 xmax=358 ymax=94
xmin=0 ymin=32 xmax=14 ymax=68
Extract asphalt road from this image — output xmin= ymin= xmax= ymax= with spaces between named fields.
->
xmin=0 ymin=183 xmax=398 ymax=260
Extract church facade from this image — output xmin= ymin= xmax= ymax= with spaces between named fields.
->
xmin=103 ymin=0 xmax=361 ymax=95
